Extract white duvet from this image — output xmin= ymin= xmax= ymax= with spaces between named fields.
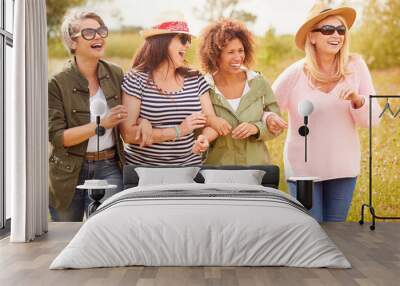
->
xmin=50 ymin=183 xmax=351 ymax=269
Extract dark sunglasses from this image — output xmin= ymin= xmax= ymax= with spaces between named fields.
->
xmin=74 ymin=26 xmax=109 ymax=41
xmin=312 ymin=25 xmax=346 ymax=36
xmin=178 ymin=33 xmax=191 ymax=45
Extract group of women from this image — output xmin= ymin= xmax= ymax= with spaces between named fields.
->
xmin=48 ymin=3 xmax=381 ymax=223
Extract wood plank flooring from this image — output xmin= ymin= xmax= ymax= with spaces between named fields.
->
xmin=0 ymin=222 xmax=399 ymax=286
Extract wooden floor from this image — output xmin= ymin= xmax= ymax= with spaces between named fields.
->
xmin=0 ymin=222 xmax=399 ymax=286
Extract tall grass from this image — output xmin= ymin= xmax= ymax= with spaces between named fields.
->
xmin=48 ymin=32 xmax=400 ymax=222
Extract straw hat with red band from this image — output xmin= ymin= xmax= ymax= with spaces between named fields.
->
xmin=295 ymin=3 xmax=356 ymax=51
xmin=141 ymin=11 xmax=196 ymax=39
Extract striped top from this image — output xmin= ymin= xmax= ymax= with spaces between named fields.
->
xmin=121 ymin=70 xmax=210 ymax=166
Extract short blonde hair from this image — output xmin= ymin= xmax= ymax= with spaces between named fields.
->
xmin=304 ymin=15 xmax=350 ymax=84
xmin=60 ymin=10 xmax=105 ymax=54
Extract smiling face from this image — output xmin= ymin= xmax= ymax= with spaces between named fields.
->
xmin=167 ymin=34 xmax=191 ymax=69
xmin=309 ymin=16 xmax=346 ymax=56
xmin=71 ymin=18 xmax=107 ymax=59
xmin=217 ymin=38 xmax=245 ymax=74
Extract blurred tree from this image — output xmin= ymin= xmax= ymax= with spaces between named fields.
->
xmin=118 ymin=25 xmax=143 ymax=34
xmin=258 ymin=27 xmax=302 ymax=67
xmin=46 ymin=0 xmax=87 ymax=37
xmin=193 ymin=0 xmax=257 ymax=24
xmin=46 ymin=0 xmax=111 ymax=38
xmin=318 ymin=0 xmax=360 ymax=6
xmin=352 ymin=0 xmax=400 ymax=68
xmin=320 ymin=0 xmax=336 ymax=4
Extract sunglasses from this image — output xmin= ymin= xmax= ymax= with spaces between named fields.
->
xmin=312 ymin=25 xmax=346 ymax=36
xmin=178 ymin=33 xmax=191 ymax=45
xmin=73 ymin=26 xmax=109 ymax=41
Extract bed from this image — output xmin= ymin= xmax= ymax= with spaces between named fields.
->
xmin=50 ymin=165 xmax=350 ymax=269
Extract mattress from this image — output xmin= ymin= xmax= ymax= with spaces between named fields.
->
xmin=50 ymin=183 xmax=351 ymax=269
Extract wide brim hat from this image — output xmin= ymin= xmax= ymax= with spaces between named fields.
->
xmin=295 ymin=3 xmax=356 ymax=51
xmin=76 ymin=180 xmax=117 ymax=190
xmin=141 ymin=10 xmax=196 ymax=39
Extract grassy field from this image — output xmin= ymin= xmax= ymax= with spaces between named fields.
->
xmin=48 ymin=33 xmax=400 ymax=222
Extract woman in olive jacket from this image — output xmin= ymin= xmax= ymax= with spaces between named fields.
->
xmin=48 ymin=11 xmax=134 ymax=221
xmin=193 ymin=19 xmax=285 ymax=165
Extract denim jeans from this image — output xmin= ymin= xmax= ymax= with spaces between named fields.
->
xmin=287 ymin=177 xmax=357 ymax=222
xmin=49 ymin=157 xmax=123 ymax=222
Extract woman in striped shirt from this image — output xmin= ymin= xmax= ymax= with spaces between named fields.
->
xmin=120 ymin=12 xmax=216 ymax=166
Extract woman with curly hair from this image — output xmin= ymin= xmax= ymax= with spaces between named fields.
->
xmin=193 ymin=19 xmax=286 ymax=165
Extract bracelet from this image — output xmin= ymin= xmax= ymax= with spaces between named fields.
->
xmin=174 ymin=125 xmax=180 ymax=140
xmin=360 ymin=96 xmax=366 ymax=107
xmin=352 ymin=96 xmax=365 ymax=109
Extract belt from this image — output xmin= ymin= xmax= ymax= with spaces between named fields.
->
xmin=85 ymin=148 xmax=116 ymax=161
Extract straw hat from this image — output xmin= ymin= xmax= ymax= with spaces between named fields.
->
xmin=295 ymin=3 xmax=356 ymax=51
xmin=141 ymin=10 xmax=195 ymax=39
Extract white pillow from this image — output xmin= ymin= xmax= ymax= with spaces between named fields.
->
xmin=135 ymin=167 xmax=200 ymax=186
xmin=200 ymin=169 xmax=266 ymax=185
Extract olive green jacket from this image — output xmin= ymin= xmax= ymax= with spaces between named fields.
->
xmin=48 ymin=58 xmax=125 ymax=211
xmin=204 ymin=71 xmax=281 ymax=165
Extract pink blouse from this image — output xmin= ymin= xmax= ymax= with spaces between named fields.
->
xmin=272 ymin=55 xmax=381 ymax=181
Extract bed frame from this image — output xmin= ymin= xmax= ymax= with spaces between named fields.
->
xmin=123 ymin=165 xmax=280 ymax=189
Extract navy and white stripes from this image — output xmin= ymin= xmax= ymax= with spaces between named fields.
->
xmin=121 ymin=70 xmax=210 ymax=166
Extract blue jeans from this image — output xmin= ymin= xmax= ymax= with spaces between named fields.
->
xmin=49 ymin=157 xmax=123 ymax=222
xmin=287 ymin=177 xmax=357 ymax=222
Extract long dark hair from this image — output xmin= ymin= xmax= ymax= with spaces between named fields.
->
xmin=131 ymin=34 xmax=197 ymax=78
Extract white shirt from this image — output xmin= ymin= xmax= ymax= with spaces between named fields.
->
xmin=225 ymin=97 xmax=241 ymax=112
xmin=86 ymin=88 xmax=115 ymax=152
xmin=205 ymin=67 xmax=257 ymax=112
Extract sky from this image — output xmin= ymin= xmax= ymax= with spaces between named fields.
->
xmin=83 ymin=0 xmax=364 ymax=36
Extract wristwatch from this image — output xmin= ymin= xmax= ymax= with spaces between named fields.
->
xmin=95 ymin=125 xmax=106 ymax=136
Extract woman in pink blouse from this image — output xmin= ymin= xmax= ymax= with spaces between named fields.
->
xmin=270 ymin=3 xmax=381 ymax=222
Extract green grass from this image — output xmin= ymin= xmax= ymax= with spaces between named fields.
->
xmin=48 ymin=32 xmax=400 ymax=222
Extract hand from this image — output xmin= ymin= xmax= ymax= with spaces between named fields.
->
xmin=232 ymin=122 xmax=259 ymax=140
xmin=337 ymin=84 xmax=364 ymax=108
xmin=136 ymin=118 xmax=153 ymax=147
xmin=179 ymin=112 xmax=207 ymax=136
xmin=192 ymin=135 xmax=209 ymax=154
xmin=265 ymin=113 xmax=287 ymax=135
xmin=207 ymin=115 xmax=232 ymax=136
xmin=100 ymin=105 xmax=128 ymax=129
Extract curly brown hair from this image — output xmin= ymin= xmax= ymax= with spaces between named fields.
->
xmin=198 ymin=19 xmax=255 ymax=73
